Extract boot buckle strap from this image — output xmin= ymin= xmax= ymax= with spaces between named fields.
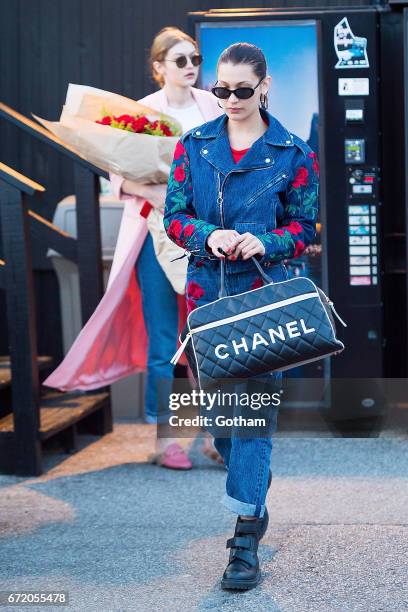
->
xmin=230 ymin=548 xmax=258 ymax=566
xmin=236 ymin=520 xmax=260 ymax=535
xmin=226 ymin=536 xmax=251 ymax=549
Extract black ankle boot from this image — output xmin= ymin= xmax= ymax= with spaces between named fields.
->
xmin=221 ymin=519 xmax=261 ymax=590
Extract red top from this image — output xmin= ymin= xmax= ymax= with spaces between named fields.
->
xmin=230 ymin=117 xmax=269 ymax=164
xmin=231 ymin=146 xmax=250 ymax=164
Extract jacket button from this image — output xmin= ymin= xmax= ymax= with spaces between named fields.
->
xmin=203 ymin=149 xmax=208 ymax=154
xmin=265 ymin=157 xmax=271 ymax=163
xmin=286 ymin=140 xmax=291 ymax=144
xmin=195 ymin=130 xmax=201 ymax=135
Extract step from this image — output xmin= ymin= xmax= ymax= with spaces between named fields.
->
xmin=0 ymin=390 xmax=110 ymax=439
xmin=0 ymin=355 xmax=53 ymax=390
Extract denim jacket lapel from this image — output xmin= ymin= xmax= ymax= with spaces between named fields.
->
xmin=200 ymin=119 xmax=236 ymax=175
xmin=196 ymin=109 xmax=295 ymax=175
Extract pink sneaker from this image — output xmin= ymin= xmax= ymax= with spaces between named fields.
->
xmin=152 ymin=443 xmax=193 ymax=470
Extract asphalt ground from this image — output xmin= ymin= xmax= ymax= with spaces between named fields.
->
xmin=0 ymin=423 xmax=407 ymax=612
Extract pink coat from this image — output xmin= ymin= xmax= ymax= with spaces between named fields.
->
xmin=43 ymin=87 xmax=222 ymax=391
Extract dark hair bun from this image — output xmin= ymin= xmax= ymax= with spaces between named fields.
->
xmin=217 ymin=42 xmax=267 ymax=80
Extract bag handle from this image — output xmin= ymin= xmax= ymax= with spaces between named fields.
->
xmin=218 ymin=256 xmax=274 ymax=299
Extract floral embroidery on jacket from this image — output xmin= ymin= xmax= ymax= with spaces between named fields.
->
xmin=186 ymin=280 xmax=205 ymax=314
xmin=257 ymin=147 xmax=319 ymax=264
xmin=251 ymin=277 xmax=264 ymax=290
xmin=164 ymin=139 xmax=222 ymax=257
xmin=164 ymin=128 xmax=319 ymax=268
xmin=187 ymin=280 xmax=205 ymax=301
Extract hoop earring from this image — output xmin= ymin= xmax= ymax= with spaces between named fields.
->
xmin=260 ymin=93 xmax=268 ymax=110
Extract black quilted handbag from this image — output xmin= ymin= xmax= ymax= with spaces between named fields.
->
xmin=171 ymin=257 xmax=347 ymax=390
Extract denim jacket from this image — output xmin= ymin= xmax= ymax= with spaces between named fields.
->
xmin=163 ymin=107 xmax=319 ymax=276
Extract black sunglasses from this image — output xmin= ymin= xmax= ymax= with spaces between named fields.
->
xmin=211 ymin=77 xmax=263 ymax=100
xmin=164 ymin=53 xmax=203 ymax=69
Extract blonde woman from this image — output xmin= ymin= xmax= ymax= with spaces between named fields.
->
xmin=110 ymin=27 xmax=223 ymax=468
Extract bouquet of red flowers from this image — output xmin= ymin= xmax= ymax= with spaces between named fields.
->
xmin=33 ymin=84 xmax=183 ymax=184
xmin=96 ymin=112 xmax=178 ymax=137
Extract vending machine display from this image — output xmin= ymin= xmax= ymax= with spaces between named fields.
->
xmin=345 ymin=139 xmax=366 ymax=163
xmin=189 ymin=6 xmax=387 ymax=419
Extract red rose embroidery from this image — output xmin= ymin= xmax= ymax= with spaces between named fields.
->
xmin=168 ymin=219 xmax=183 ymax=239
xmin=187 ymin=281 xmax=205 ymax=300
xmin=293 ymin=239 xmax=305 ymax=257
xmin=286 ymin=221 xmax=303 ymax=235
xmin=187 ymin=298 xmax=197 ymax=313
xmin=251 ymin=277 xmax=264 ymax=289
xmin=308 ymin=152 xmax=320 ymax=177
xmin=273 ymin=229 xmax=285 ymax=236
xmin=174 ymin=165 xmax=186 ymax=182
xmin=174 ymin=140 xmax=185 ymax=160
xmin=292 ymin=166 xmax=309 ymax=188
xmin=183 ymin=224 xmax=195 ymax=238
xmin=196 ymin=260 xmax=205 ymax=268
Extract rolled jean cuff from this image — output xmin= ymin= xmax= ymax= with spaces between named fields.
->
xmin=221 ymin=492 xmax=266 ymax=518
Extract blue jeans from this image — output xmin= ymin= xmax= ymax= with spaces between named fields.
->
xmin=203 ymin=372 xmax=282 ymax=518
xmin=214 ymin=437 xmax=273 ymax=518
xmin=136 ymin=232 xmax=179 ymax=423
xmin=191 ymin=268 xmax=284 ymax=519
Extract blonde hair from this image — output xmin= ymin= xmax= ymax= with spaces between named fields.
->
xmin=149 ymin=26 xmax=198 ymax=88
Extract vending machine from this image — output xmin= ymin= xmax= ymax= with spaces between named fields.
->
xmin=188 ymin=6 xmax=401 ymax=424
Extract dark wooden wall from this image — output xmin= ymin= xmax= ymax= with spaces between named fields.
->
xmin=0 ymin=0 xmax=388 ymax=363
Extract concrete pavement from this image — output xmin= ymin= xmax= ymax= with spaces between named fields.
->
xmin=0 ymin=425 xmax=407 ymax=611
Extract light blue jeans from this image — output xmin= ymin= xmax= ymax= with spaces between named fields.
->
xmin=202 ymin=372 xmax=282 ymax=518
xmin=214 ymin=436 xmax=273 ymax=518
xmin=190 ymin=268 xmax=284 ymax=518
xmin=135 ymin=232 xmax=179 ymax=423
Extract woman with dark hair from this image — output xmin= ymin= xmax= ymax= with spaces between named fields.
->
xmin=164 ymin=42 xmax=319 ymax=590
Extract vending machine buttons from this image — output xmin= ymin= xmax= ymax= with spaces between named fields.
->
xmin=346 ymin=108 xmax=364 ymax=121
xmin=345 ymin=139 xmax=366 ymax=163
xmin=344 ymin=98 xmax=365 ymax=124
xmin=347 ymin=203 xmax=378 ymax=286
xmin=347 ymin=167 xmax=377 ymax=198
